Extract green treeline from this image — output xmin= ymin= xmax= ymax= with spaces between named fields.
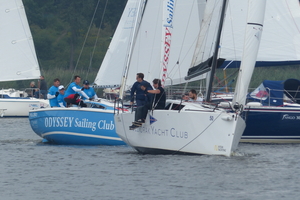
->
xmin=1 ymin=0 xmax=300 ymax=91
xmin=24 ymin=0 xmax=126 ymax=71
xmin=0 ymin=0 xmax=127 ymax=90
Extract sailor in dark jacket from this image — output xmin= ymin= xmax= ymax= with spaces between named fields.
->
xmin=130 ymin=73 xmax=152 ymax=107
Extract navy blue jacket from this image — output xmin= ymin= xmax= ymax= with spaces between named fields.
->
xmin=130 ymin=80 xmax=153 ymax=103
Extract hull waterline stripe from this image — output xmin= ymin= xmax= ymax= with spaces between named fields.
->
xmin=245 ymin=108 xmax=300 ymax=113
xmin=242 ymin=136 xmax=300 ymax=139
xmin=41 ymin=131 xmax=122 ymax=141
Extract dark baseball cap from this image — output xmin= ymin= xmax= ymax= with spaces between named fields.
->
xmin=83 ymin=80 xmax=89 ymax=85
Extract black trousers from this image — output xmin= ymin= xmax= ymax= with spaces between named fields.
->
xmin=64 ymin=94 xmax=87 ymax=107
xmin=134 ymin=101 xmax=165 ymax=122
xmin=134 ymin=105 xmax=149 ymax=121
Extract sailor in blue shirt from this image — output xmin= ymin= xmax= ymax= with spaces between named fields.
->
xmin=81 ymin=80 xmax=98 ymax=100
xmin=57 ymin=85 xmax=67 ymax=107
xmin=47 ymin=78 xmax=60 ymax=107
xmin=130 ymin=73 xmax=152 ymax=107
xmin=64 ymin=75 xmax=89 ymax=99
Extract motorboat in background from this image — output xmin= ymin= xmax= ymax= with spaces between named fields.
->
xmin=0 ymin=0 xmax=49 ymax=117
xmin=242 ymin=79 xmax=300 ymax=143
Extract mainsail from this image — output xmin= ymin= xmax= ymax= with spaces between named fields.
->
xmin=186 ymin=0 xmax=225 ymax=81
xmin=0 ymin=0 xmax=41 ymax=82
xmin=176 ymin=0 xmax=300 ymax=88
xmin=220 ymin=0 xmax=300 ymax=68
xmin=127 ymin=0 xmax=204 ymax=87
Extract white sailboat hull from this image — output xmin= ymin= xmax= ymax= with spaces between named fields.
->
xmin=0 ymin=98 xmax=49 ymax=117
xmin=114 ymin=106 xmax=245 ymax=156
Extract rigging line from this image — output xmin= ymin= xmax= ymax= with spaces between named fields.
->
xmin=182 ymin=82 xmax=188 ymax=97
xmin=220 ymin=1 xmax=238 ymax=66
xmin=178 ymin=0 xmax=196 ymax=55
xmin=200 ymin=1 xmax=219 ymax=63
xmin=144 ymin=2 xmax=160 ymax=78
xmin=226 ymin=3 xmax=237 ymax=66
xmin=167 ymin=1 xmax=200 ymax=84
xmin=68 ymin=0 xmax=102 ymax=85
xmin=86 ymin=0 xmax=109 ymax=81
xmin=192 ymin=0 xmax=219 ymax=66
xmin=171 ymin=0 xmax=197 ymax=72
xmin=120 ymin=0 xmax=147 ymax=95
xmin=217 ymin=68 xmax=238 ymax=85
xmin=284 ymin=0 xmax=300 ymax=33
xmin=167 ymin=34 xmax=199 ymax=80
xmin=151 ymin=90 xmax=166 ymax=111
xmin=172 ymin=110 xmax=223 ymax=155
xmin=16 ymin=3 xmax=44 ymax=76
xmin=209 ymin=0 xmax=223 ymax=58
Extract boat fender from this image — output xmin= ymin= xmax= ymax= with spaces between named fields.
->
xmin=218 ymin=102 xmax=232 ymax=108
xmin=246 ymin=102 xmax=262 ymax=107
xmin=221 ymin=115 xmax=234 ymax=121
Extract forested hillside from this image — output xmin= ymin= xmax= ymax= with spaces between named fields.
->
xmin=2 ymin=0 xmax=300 ymax=91
xmin=23 ymin=0 xmax=127 ymax=72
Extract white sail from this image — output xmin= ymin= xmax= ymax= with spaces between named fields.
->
xmin=125 ymin=0 xmax=164 ymax=89
xmin=168 ymin=0 xmax=300 ymax=85
xmin=94 ymin=0 xmax=144 ymax=88
xmin=126 ymin=0 xmax=204 ymax=88
xmin=160 ymin=0 xmax=176 ymax=86
xmin=164 ymin=0 xmax=207 ymax=86
xmin=95 ymin=0 xmax=206 ymax=89
xmin=191 ymin=0 xmax=223 ymax=67
xmin=220 ymin=0 xmax=300 ymax=66
xmin=233 ymin=0 xmax=266 ymax=105
xmin=114 ymin=0 xmax=268 ymax=156
xmin=0 ymin=0 xmax=41 ymax=82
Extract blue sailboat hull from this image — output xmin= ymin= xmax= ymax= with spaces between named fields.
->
xmin=29 ymin=107 xmax=126 ymax=145
xmin=242 ymin=106 xmax=300 ymax=143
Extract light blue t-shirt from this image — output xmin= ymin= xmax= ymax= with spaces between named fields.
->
xmin=48 ymin=86 xmax=59 ymax=107
xmin=64 ymin=82 xmax=81 ymax=97
xmin=82 ymin=87 xmax=96 ymax=100
xmin=57 ymin=93 xmax=66 ymax=107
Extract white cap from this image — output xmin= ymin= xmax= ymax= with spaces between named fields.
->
xmin=58 ymin=85 xmax=65 ymax=90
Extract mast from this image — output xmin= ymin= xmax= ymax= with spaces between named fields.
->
xmin=119 ymin=0 xmax=147 ymax=99
xmin=205 ymin=0 xmax=228 ymax=102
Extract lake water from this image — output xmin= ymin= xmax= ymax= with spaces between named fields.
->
xmin=1 ymin=118 xmax=300 ymax=200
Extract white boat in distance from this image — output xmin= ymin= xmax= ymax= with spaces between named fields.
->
xmin=114 ymin=0 xmax=267 ymax=156
xmin=0 ymin=0 xmax=49 ymax=117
